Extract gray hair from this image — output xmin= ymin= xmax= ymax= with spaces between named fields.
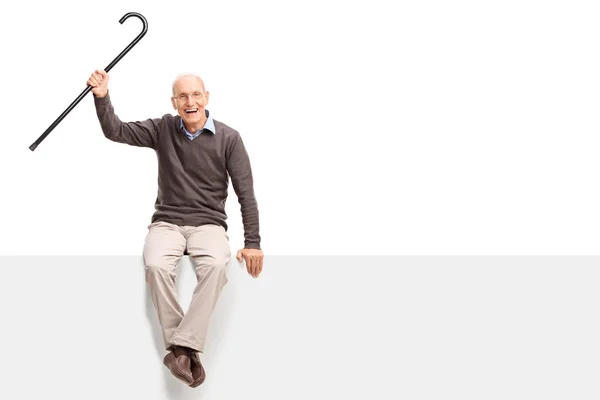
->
xmin=172 ymin=73 xmax=206 ymax=96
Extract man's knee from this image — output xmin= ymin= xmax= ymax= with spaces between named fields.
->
xmin=209 ymin=256 xmax=228 ymax=274
xmin=201 ymin=253 xmax=229 ymax=276
xmin=144 ymin=258 xmax=174 ymax=280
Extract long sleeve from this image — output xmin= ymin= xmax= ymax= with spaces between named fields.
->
xmin=94 ymin=92 xmax=160 ymax=149
xmin=226 ymin=132 xmax=261 ymax=249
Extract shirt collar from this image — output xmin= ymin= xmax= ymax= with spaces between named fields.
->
xmin=179 ymin=109 xmax=216 ymax=135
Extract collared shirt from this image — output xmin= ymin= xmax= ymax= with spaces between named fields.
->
xmin=180 ymin=109 xmax=216 ymax=140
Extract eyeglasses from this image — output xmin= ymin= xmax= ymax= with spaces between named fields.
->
xmin=174 ymin=91 xmax=205 ymax=102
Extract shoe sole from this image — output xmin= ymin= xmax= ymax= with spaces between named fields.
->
xmin=189 ymin=375 xmax=205 ymax=388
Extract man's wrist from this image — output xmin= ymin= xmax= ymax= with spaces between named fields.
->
xmin=93 ymin=89 xmax=109 ymax=99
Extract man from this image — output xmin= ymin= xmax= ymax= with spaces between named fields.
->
xmin=87 ymin=69 xmax=264 ymax=387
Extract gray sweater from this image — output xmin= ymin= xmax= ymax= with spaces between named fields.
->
xmin=94 ymin=93 xmax=261 ymax=249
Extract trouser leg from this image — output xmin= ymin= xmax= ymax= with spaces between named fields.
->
xmin=143 ymin=221 xmax=186 ymax=350
xmin=169 ymin=224 xmax=231 ymax=352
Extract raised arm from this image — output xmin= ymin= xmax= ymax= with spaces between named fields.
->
xmin=88 ymin=69 xmax=159 ymax=148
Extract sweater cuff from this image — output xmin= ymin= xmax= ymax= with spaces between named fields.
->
xmin=244 ymin=242 xmax=261 ymax=250
xmin=93 ymin=90 xmax=110 ymax=105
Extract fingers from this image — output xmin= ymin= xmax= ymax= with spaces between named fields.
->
xmin=256 ymin=256 xmax=263 ymax=276
xmin=87 ymin=74 xmax=98 ymax=87
xmin=87 ymin=70 xmax=108 ymax=88
xmin=87 ymin=77 xmax=99 ymax=87
xmin=244 ymin=253 xmax=255 ymax=276
xmin=247 ymin=253 xmax=264 ymax=278
xmin=248 ymin=258 xmax=257 ymax=277
xmin=237 ymin=249 xmax=264 ymax=278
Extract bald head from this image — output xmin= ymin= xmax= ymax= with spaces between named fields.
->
xmin=172 ymin=73 xmax=206 ymax=96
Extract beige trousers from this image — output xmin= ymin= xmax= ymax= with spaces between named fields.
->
xmin=143 ymin=221 xmax=231 ymax=352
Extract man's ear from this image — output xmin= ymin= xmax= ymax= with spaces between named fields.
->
xmin=171 ymin=97 xmax=177 ymax=109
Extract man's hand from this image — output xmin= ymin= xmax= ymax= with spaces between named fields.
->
xmin=87 ymin=69 xmax=109 ymax=98
xmin=236 ymin=248 xmax=264 ymax=278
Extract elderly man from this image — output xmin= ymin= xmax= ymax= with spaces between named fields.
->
xmin=87 ymin=69 xmax=263 ymax=387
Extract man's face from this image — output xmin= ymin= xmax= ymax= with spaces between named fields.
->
xmin=171 ymin=76 xmax=210 ymax=127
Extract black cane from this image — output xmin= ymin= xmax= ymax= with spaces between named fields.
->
xmin=29 ymin=12 xmax=148 ymax=151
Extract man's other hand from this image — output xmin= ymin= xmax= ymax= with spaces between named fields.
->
xmin=236 ymin=248 xmax=264 ymax=278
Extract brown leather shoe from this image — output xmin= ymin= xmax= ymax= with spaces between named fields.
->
xmin=188 ymin=351 xmax=206 ymax=388
xmin=163 ymin=346 xmax=193 ymax=385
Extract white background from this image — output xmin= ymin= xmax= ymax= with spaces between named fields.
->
xmin=1 ymin=1 xmax=600 ymax=399
xmin=2 ymin=0 xmax=600 ymax=255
